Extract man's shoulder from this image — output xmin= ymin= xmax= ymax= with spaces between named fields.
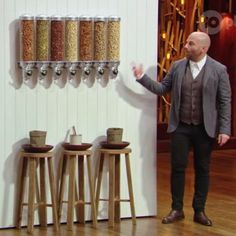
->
xmin=173 ymin=56 xmax=226 ymax=70
xmin=173 ymin=58 xmax=187 ymax=65
xmin=171 ymin=58 xmax=187 ymax=70
xmin=207 ymin=56 xmax=226 ymax=70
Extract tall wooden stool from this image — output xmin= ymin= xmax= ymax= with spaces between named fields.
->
xmin=16 ymin=151 xmax=59 ymax=234
xmin=58 ymin=149 xmax=97 ymax=230
xmin=95 ymin=148 xmax=136 ymax=227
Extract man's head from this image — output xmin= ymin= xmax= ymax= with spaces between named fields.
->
xmin=184 ymin=31 xmax=211 ymax=62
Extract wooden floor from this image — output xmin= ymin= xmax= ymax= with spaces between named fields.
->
xmin=0 ymin=149 xmax=236 ymax=235
xmin=157 ymin=149 xmax=236 ymax=236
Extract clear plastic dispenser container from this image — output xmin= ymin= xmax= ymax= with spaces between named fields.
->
xmin=65 ymin=15 xmax=79 ymax=62
xmin=79 ymin=15 xmax=94 ymax=61
xmin=20 ymin=14 xmax=35 ymax=62
xmin=35 ymin=15 xmax=50 ymax=61
xmin=94 ymin=16 xmax=107 ymax=61
xmin=50 ymin=15 xmax=65 ymax=62
xmin=107 ymin=16 xmax=120 ymax=61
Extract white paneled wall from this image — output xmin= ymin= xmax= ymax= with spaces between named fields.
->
xmin=0 ymin=0 xmax=158 ymax=227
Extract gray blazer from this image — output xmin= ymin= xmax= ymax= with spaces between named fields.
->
xmin=138 ymin=56 xmax=231 ymax=138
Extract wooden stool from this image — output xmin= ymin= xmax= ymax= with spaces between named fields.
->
xmin=58 ymin=149 xmax=97 ymax=230
xmin=16 ymin=151 xmax=59 ymax=234
xmin=95 ymin=148 xmax=136 ymax=227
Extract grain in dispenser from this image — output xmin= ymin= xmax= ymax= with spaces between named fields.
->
xmin=50 ymin=15 xmax=65 ymax=78
xmin=19 ymin=14 xmax=35 ymax=80
xmin=79 ymin=15 xmax=94 ymax=79
xmin=107 ymin=16 xmax=121 ymax=79
xmin=94 ymin=16 xmax=107 ymax=79
xmin=65 ymin=15 xmax=79 ymax=62
xmin=35 ymin=15 xmax=50 ymax=78
xmin=65 ymin=15 xmax=79 ymax=78
xmin=107 ymin=16 xmax=120 ymax=61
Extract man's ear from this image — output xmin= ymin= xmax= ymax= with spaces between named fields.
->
xmin=202 ymin=47 xmax=207 ymax=53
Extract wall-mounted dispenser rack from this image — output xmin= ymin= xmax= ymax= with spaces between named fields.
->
xmin=18 ymin=14 xmax=121 ymax=85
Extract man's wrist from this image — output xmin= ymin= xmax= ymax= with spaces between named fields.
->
xmin=137 ymin=73 xmax=145 ymax=80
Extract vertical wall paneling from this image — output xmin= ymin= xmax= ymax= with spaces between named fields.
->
xmin=2 ymin=0 xmax=17 ymax=227
xmin=47 ymin=0 xmax=57 ymax=15
xmin=0 ymin=0 xmax=6 ymax=226
xmin=0 ymin=0 xmax=158 ymax=227
xmin=0 ymin=0 xmax=5 ymax=164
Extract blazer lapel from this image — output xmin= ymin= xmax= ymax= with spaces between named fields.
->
xmin=176 ymin=59 xmax=188 ymax=96
xmin=203 ymin=56 xmax=213 ymax=88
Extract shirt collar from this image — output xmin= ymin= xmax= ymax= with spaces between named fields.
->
xmin=189 ymin=55 xmax=207 ymax=70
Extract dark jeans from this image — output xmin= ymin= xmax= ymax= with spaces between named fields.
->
xmin=170 ymin=122 xmax=214 ymax=212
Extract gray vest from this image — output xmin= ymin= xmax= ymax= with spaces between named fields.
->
xmin=179 ymin=64 xmax=205 ymax=125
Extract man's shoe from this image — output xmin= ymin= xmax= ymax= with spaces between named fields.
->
xmin=162 ymin=210 xmax=185 ymax=224
xmin=194 ymin=211 xmax=212 ymax=226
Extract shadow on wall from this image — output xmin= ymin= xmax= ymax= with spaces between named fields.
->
xmin=9 ymin=19 xmax=23 ymax=89
xmin=90 ymin=135 xmax=108 ymax=219
xmin=8 ymin=19 xmax=59 ymax=89
xmin=54 ymin=133 xmax=109 ymax=221
xmin=2 ymin=138 xmax=28 ymax=227
xmin=3 ymin=131 xmax=125 ymax=225
xmin=115 ymin=65 xmax=157 ymax=215
xmin=52 ymin=132 xmax=108 ymax=221
xmin=1 ymin=67 xmax=157 ymax=226
xmin=3 ymin=134 xmax=66 ymax=227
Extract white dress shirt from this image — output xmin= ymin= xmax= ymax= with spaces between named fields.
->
xmin=189 ymin=55 xmax=207 ymax=79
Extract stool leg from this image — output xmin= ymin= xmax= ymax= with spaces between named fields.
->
xmin=58 ymin=155 xmax=68 ymax=222
xmin=67 ymin=155 xmax=76 ymax=231
xmin=86 ymin=154 xmax=97 ymax=227
xmin=35 ymin=163 xmax=41 ymax=223
xmin=95 ymin=154 xmax=104 ymax=213
xmin=16 ymin=156 xmax=28 ymax=229
xmin=27 ymin=158 xmax=36 ymax=234
xmin=39 ymin=158 xmax=47 ymax=228
xmin=48 ymin=157 xmax=59 ymax=231
xmin=74 ymin=179 xmax=79 ymax=222
xmin=108 ymin=154 xmax=115 ymax=227
xmin=125 ymin=153 xmax=136 ymax=225
xmin=78 ymin=156 xmax=85 ymax=224
xmin=114 ymin=155 xmax=121 ymax=223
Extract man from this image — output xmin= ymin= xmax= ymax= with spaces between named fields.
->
xmin=132 ymin=32 xmax=231 ymax=226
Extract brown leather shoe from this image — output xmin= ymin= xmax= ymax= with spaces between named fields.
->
xmin=194 ymin=211 xmax=212 ymax=226
xmin=162 ymin=210 xmax=185 ymax=224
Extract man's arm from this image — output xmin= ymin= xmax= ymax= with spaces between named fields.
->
xmin=132 ymin=63 xmax=174 ymax=95
xmin=217 ymin=67 xmax=231 ymax=146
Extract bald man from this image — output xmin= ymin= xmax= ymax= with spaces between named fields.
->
xmin=133 ymin=32 xmax=231 ymax=226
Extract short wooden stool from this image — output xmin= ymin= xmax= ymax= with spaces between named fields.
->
xmin=16 ymin=151 xmax=59 ymax=234
xmin=95 ymin=148 xmax=136 ymax=227
xmin=58 ymin=149 xmax=97 ymax=230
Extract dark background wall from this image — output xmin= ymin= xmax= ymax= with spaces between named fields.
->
xmin=205 ymin=0 xmax=236 ymax=136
